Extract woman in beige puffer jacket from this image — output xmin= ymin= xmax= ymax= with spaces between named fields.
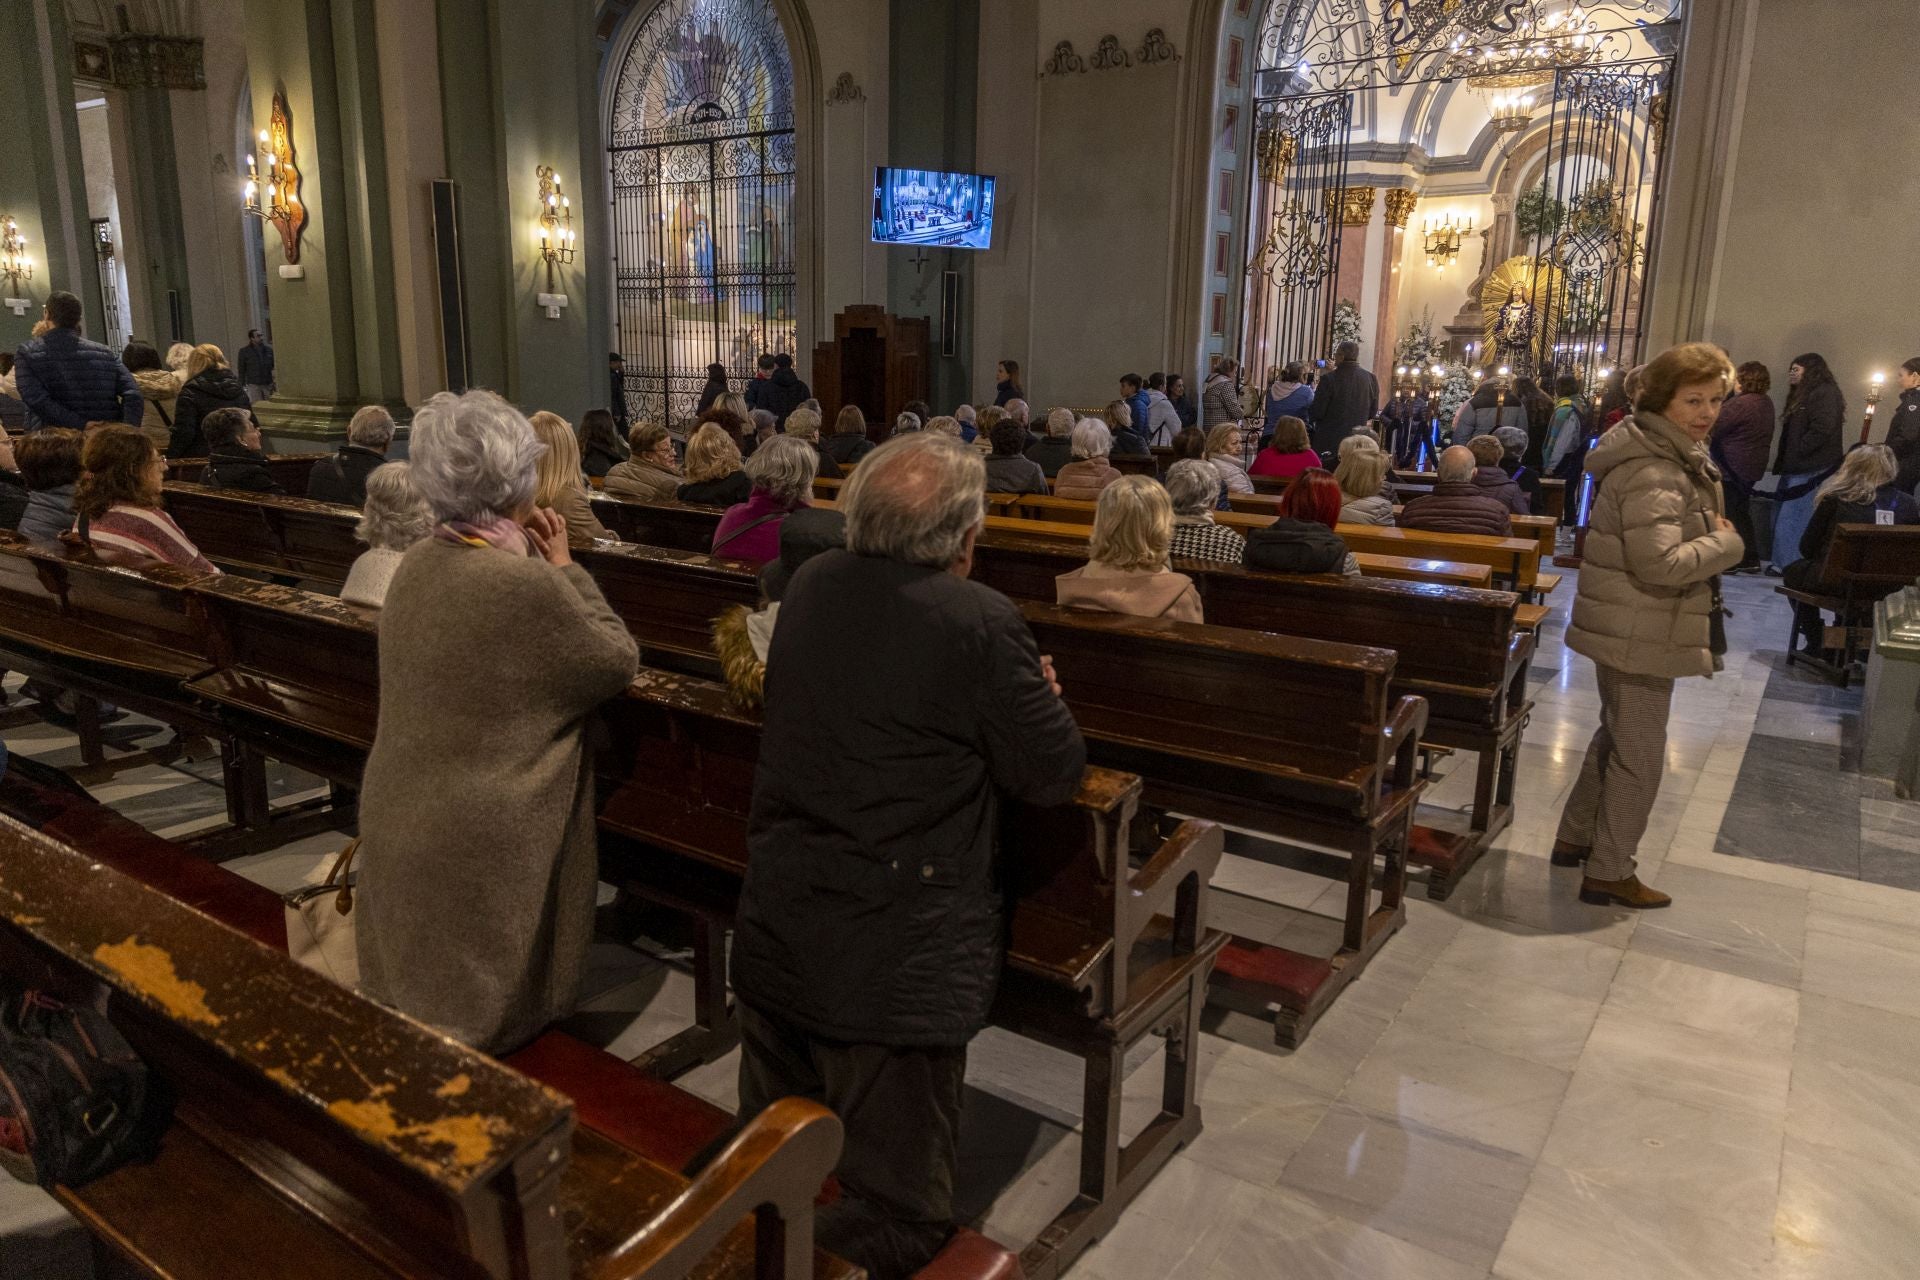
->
xmin=1554 ymin=343 xmax=1744 ymax=911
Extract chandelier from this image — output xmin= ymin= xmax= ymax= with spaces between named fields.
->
xmin=1446 ymin=5 xmax=1598 ymax=89
xmin=1485 ymin=89 xmax=1538 ymax=132
xmin=0 ymin=216 xmax=31 ymax=292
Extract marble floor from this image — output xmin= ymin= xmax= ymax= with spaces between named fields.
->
xmin=5 ymin=567 xmax=1920 ymax=1278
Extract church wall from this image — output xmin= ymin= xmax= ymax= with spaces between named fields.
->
xmin=1661 ymin=0 xmax=1920 ymax=432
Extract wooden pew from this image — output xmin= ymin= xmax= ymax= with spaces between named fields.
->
xmin=165 ymin=451 xmax=330 ymax=493
xmin=0 ymin=533 xmax=347 ymax=854
xmin=161 ymin=481 xmax=364 ymax=585
xmin=0 ymin=813 xmax=857 ymax=1280
xmin=1778 ymin=524 xmax=1920 ymax=687
xmin=162 ymin=576 xmax=1224 ymax=1277
xmin=1227 ymin=491 xmax=1558 ymax=559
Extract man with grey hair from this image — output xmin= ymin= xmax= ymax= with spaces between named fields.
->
xmin=1026 ymin=405 xmax=1076 ymax=476
xmin=1003 ymin=397 xmax=1035 ymax=450
xmin=953 ymin=401 xmax=977 ymax=442
xmin=1398 ymin=443 xmax=1512 ymax=536
xmin=731 ymin=432 xmax=1084 ymax=1277
xmin=308 ymin=404 xmax=397 ymax=507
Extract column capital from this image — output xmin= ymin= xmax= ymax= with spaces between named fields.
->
xmin=1326 ymin=185 xmax=1377 ymax=227
xmin=1383 ymin=187 xmax=1418 ymax=229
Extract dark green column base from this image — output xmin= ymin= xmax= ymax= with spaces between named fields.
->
xmin=254 ymin=396 xmax=412 ymax=448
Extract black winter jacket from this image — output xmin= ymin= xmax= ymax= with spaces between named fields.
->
xmin=13 ymin=330 xmax=144 ymax=429
xmin=1885 ymin=388 xmax=1920 ymax=494
xmin=760 ymin=368 xmax=810 ymax=424
xmin=307 ymin=445 xmax=388 ymax=506
xmin=204 ymin=444 xmax=284 ymax=494
xmin=0 ymin=470 xmax=28 ymax=530
xmin=1026 ymin=435 xmax=1074 ymax=478
xmin=676 ymin=472 xmax=753 ymax=507
xmin=170 ymin=368 xmax=255 ymax=458
xmin=824 ymin=432 xmax=874 ymax=464
xmin=1773 ymin=380 xmax=1845 ymax=477
xmin=1242 ymin=518 xmax=1351 ymax=575
xmin=731 ymin=550 xmax=1086 ymax=1045
xmin=1308 ymin=363 xmax=1380 ymax=453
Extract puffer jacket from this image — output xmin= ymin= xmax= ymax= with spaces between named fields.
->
xmin=1397 ymin=480 xmax=1511 ymax=536
xmin=13 ymin=329 xmax=144 ymax=429
xmin=1883 ymin=388 xmax=1920 ymax=493
xmin=1568 ymin=412 xmax=1745 ymax=678
xmin=1242 ymin=518 xmax=1353 ymax=575
xmin=170 ymin=367 xmax=254 ymax=458
xmin=1773 ymin=380 xmax=1844 ymax=477
xmin=1339 ymin=494 xmax=1394 ymax=526
xmin=1053 ymin=459 xmax=1121 ymax=502
xmin=204 ymin=444 xmax=284 ymax=494
xmin=1471 ymin=465 xmax=1530 ymax=515
xmin=17 ymin=484 xmax=75 ymax=540
xmin=603 ymin=458 xmax=682 ymax=503
xmin=133 ymin=370 xmax=180 ymax=452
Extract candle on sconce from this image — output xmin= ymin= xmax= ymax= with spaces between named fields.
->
xmin=1862 ymin=370 xmax=1887 ymax=444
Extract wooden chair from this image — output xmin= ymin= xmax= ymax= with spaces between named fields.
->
xmin=1779 ymin=524 xmax=1920 ymax=687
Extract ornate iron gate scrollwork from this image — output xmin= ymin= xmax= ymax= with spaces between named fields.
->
xmin=1244 ymin=92 xmax=1353 ymax=381
xmin=608 ymin=0 xmax=796 ymax=429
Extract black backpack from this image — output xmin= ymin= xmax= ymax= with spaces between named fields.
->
xmin=0 ymin=988 xmax=158 ymax=1188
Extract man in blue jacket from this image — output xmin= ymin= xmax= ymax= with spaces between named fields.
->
xmin=13 ymin=292 xmax=142 ymax=430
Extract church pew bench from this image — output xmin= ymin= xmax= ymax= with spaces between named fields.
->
xmin=139 ymin=578 xmax=1161 ymax=1279
xmin=595 ymin=670 xmax=1226 ymax=1280
xmin=0 ymin=534 xmax=346 ymax=855
xmin=1227 ymin=492 xmax=1558 ymax=558
xmin=164 ymin=451 xmax=330 ymax=493
xmin=961 ymin=533 xmax=1533 ymax=897
xmin=161 ymin=481 xmax=364 ymax=586
xmin=0 ymin=813 xmax=860 ymax=1280
xmin=0 ymin=648 xmax=1024 ymax=1280
xmin=1778 ymin=523 xmax=1920 ymax=687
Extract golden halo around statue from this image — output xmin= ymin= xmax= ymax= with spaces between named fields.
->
xmin=1479 ymin=256 xmax=1562 ymax=355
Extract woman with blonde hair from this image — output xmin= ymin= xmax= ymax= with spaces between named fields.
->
xmin=528 ymin=410 xmax=615 ymax=542
xmin=168 ymin=342 xmax=254 ymax=458
xmin=676 ymin=420 xmax=753 ymax=506
xmin=1054 ymin=474 xmax=1203 ymax=622
xmin=1783 ymin=443 xmax=1919 ymax=653
xmin=1103 ymin=398 xmax=1150 ymax=458
xmin=1055 ymin=418 xmax=1122 ymax=501
xmin=1204 ymin=421 xmax=1254 ymax=496
xmin=1335 ymin=448 xmax=1394 ymax=524
xmin=1554 ymin=342 xmax=1745 ymax=910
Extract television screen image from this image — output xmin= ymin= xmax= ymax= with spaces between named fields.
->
xmin=872 ymin=167 xmax=997 ymax=250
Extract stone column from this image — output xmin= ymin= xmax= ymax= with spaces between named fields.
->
xmin=0 ymin=1 xmax=102 ymax=349
xmin=244 ymin=0 xmax=407 ymax=441
xmin=1328 ymin=185 xmax=1375 ymax=360
xmin=1373 ymin=186 xmax=1417 ymax=384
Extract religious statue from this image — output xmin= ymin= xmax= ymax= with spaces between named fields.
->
xmin=1493 ymin=288 xmax=1536 ymax=378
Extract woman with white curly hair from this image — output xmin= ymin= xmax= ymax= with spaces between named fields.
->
xmin=340 ymin=461 xmax=433 ymax=608
xmin=354 ymin=389 xmax=639 ymax=1052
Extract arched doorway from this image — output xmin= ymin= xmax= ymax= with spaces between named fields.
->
xmin=605 ymin=0 xmax=797 ymax=428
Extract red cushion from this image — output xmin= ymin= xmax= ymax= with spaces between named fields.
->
xmin=915 ymin=1228 xmax=1024 ymax=1280
xmin=503 ymin=1030 xmax=733 ymax=1173
xmin=1210 ymin=936 xmax=1334 ymax=1008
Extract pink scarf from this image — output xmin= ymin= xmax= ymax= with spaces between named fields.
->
xmin=433 ymin=515 xmax=533 ymax=556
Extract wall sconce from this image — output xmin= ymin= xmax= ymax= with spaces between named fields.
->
xmin=243 ymin=92 xmax=306 ymax=266
xmin=0 ymin=216 xmax=32 ymax=292
xmin=1424 ymin=213 xmax=1472 ymax=269
xmin=1863 ymin=371 xmax=1887 ymax=445
xmin=536 ymin=166 xmax=575 ymax=284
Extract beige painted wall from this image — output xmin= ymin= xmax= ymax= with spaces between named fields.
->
xmin=1652 ymin=0 xmax=1920 ymax=437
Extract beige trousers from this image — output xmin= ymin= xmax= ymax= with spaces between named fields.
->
xmin=1555 ymin=664 xmax=1676 ymax=882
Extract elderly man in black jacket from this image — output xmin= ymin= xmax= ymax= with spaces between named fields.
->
xmin=12 ymin=292 xmax=143 ymax=430
xmin=1308 ymin=340 xmax=1379 ymax=455
xmin=308 ymin=405 xmax=396 ymax=506
xmin=731 ymin=432 xmax=1086 ymax=1278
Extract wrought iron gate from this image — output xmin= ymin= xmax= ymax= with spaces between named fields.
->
xmin=607 ymin=0 xmax=796 ymax=429
xmin=1243 ymin=92 xmax=1353 ymax=379
xmin=1525 ymin=59 xmax=1671 ymax=387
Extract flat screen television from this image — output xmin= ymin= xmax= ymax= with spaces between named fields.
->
xmin=872 ymin=167 xmax=997 ymax=250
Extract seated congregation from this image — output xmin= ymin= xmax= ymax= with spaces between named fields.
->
xmin=11 ymin=318 xmax=1920 ymax=1280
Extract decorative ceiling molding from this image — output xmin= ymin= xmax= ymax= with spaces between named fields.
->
xmin=1042 ymin=28 xmax=1180 ymax=79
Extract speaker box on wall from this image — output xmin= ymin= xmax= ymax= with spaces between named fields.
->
xmin=430 ymin=179 xmax=472 ymax=393
xmin=941 ymin=270 xmax=960 ymax=359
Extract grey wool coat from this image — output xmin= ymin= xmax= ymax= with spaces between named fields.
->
xmin=356 ymin=537 xmax=639 ymax=1052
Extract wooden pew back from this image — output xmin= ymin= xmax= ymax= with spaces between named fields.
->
xmin=165 ymin=452 xmax=330 ymax=493
xmin=1819 ymin=523 xmax=1920 ymax=594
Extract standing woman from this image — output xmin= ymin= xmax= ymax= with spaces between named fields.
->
xmin=995 ymin=359 xmax=1024 ymax=408
xmin=169 ymin=344 xmax=256 ymax=458
xmin=1554 ymin=343 xmax=1745 ymax=910
xmin=1881 ymin=357 xmax=1920 ymax=494
xmin=1768 ymin=352 xmax=1845 ymax=574
xmin=356 ymin=391 xmax=639 ymax=1051
xmin=695 ymin=362 xmax=730 ymax=416
xmin=1708 ymin=361 xmax=1777 ymax=573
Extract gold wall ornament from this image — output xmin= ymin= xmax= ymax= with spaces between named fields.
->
xmin=535 ymin=166 xmax=576 ymax=289
xmin=1325 ymin=185 xmax=1377 ymax=227
xmin=0 ymin=216 xmax=31 ymax=291
xmin=242 ymin=92 xmax=305 ymax=264
xmin=1383 ymin=187 xmax=1419 ymax=229
xmin=1256 ymin=128 xmax=1297 ymax=183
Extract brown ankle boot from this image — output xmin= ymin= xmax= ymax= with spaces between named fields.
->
xmin=1551 ymin=840 xmax=1591 ymax=867
xmin=1578 ymin=875 xmax=1672 ymax=909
